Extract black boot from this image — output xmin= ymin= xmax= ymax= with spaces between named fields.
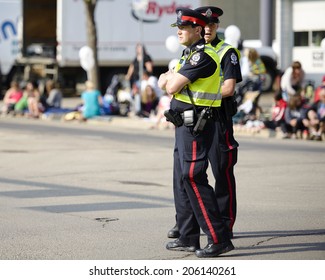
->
xmin=166 ymin=239 xmax=199 ymax=252
xmin=167 ymin=224 xmax=180 ymax=238
xmin=195 ymin=240 xmax=234 ymax=258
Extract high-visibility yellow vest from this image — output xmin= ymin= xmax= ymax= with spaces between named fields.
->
xmin=174 ymin=44 xmax=222 ymax=107
xmin=213 ymin=40 xmax=241 ymax=82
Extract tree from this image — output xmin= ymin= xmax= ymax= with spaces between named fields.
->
xmin=83 ymin=0 xmax=100 ymax=90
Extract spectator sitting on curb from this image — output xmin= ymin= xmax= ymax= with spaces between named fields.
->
xmin=280 ymin=61 xmax=305 ymax=102
xmin=306 ymin=86 xmax=325 ymax=141
xmin=313 ymin=75 xmax=325 ymax=103
xmin=139 ymin=84 xmax=158 ymax=118
xmin=263 ymin=91 xmax=291 ymax=138
xmin=80 ymin=80 xmax=103 ymax=121
xmin=150 ymin=91 xmax=172 ymax=130
xmin=1 ymin=80 xmax=23 ymax=114
xmin=14 ymin=80 xmax=41 ymax=118
xmin=64 ymin=81 xmax=102 ymax=122
xmin=40 ymin=79 xmax=63 ymax=111
xmin=284 ymin=92 xmax=310 ymax=139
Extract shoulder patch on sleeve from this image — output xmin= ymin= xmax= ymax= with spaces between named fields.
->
xmin=230 ymin=52 xmax=238 ymax=65
xmin=189 ymin=53 xmax=201 ymax=66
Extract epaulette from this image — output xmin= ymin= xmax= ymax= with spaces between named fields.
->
xmin=195 ymin=44 xmax=205 ymax=51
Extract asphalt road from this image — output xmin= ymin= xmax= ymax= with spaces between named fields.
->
xmin=0 ymin=117 xmax=324 ymax=261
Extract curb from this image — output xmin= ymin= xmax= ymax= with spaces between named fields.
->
xmin=42 ymin=112 xmax=283 ymax=139
xmin=2 ymin=112 xmax=324 ymax=141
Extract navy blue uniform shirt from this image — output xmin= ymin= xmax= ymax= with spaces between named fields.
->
xmin=210 ymin=37 xmax=242 ymax=83
xmin=171 ymin=38 xmax=217 ymax=112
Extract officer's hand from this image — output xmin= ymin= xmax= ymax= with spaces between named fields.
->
xmin=158 ymin=72 xmax=170 ymax=90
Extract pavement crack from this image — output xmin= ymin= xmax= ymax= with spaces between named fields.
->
xmin=95 ymin=217 xmax=119 ymax=228
xmin=250 ymin=230 xmax=325 ymax=247
xmin=252 ymin=236 xmax=279 ymax=247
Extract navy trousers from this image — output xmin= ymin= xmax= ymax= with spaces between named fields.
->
xmin=173 ymin=120 xmax=229 ymax=247
xmin=208 ymin=116 xmax=238 ymax=233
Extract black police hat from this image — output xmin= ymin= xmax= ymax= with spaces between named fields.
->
xmin=171 ymin=7 xmax=208 ymax=28
xmin=195 ymin=6 xmax=224 ymax=24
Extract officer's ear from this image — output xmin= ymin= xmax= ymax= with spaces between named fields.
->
xmin=194 ymin=25 xmax=203 ymax=36
xmin=200 ymin=27 xmax=205 ymax=38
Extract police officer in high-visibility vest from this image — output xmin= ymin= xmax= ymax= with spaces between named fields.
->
xmin=167 ymin=6 xmax=242 ymax=241
xmin=158 ymin=7 xmax=234 ymax=258
xmin=196 ymin=6 xmax=242 ymax=239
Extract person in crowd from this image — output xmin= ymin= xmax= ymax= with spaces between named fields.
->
xmin=158 ymin=7 xmax=234 ymax=258
xmin=241 ymin=48 xmax=266 ymax=83
xmin=80 ymin=80 xmax=102 ymax=120
xmin=263 ymin=91 xmax=291 ymax=138
xmin=1 ymin=80 xmax=23 ymax=114
xmin=41 ymin=79 xmax=63 ymax=110
xmin=14 ymin=80 xmax=41 ymax=118
xmin=140 ymin=70 xmax=163 ymax=100
xmin=139 ymin=71 xmax=163 ymax=117
xmin=313 ymin=75 xmax=325 ymax=103
xmin=139 ymin=84 xmax=158 ymax=118
xmin=284 ymin=92 xmax=310 ymax=139
xmin=147 ymin=73 xmax=164 ymax=100
xmin=150 ymin=91 xmax=172 ymax=129
xmin=127 ymin=45 xmax=153 ymax=116
xmin=306 ymin=86 xmax=325 ymax=141
xmin=238 ymin=48 xmax=266 ymax=119
xmin=125 ymin=43 xmax=153 ymax=88
xmin=280 ymin=61 xmax=305 ymax=102
xmin=139 ymin=70 xmax=150 ymax=96
xmin=26 ymin=80 xmax=42 ymax=118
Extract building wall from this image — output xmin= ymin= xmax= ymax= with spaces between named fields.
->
xmin=202 ymin=0 xmax=325 ymax=84
xmin=276 ymin=0 xmax=325 ymax=84
xmin=276 ymin=0 xmax=293 ymax=69
xmin=201 ymin=0 xmax=276 ymax=40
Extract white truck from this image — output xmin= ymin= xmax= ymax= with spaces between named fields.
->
xmin=1 ymin=0 xmax=201 ymax=94
xmin=1 ymin=0 xmax=278 ymax=95
xmin=0 ymin=0 xmax=20 ymax=93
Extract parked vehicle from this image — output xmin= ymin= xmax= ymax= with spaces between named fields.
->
xmin=0 ymin=0 xmax=20 ymax=94
xmin=0 ymin=0 xmax=200 ymax=94
xmin=1 ymin=0 xmax=280 ymax=97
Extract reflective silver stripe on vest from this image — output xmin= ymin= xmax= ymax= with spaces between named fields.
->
xmin=215 ymin=41 xmax=241 ymax=60
xmin=180 ymin=88 xmax=222 ymax=101
xmin=216 ymin=42 xmax=230 ymax=58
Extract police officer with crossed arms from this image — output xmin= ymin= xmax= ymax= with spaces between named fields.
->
xmin=167 ymin=6 xmax=242 ymax=241
xmin=158 ymin=7 xmax=234 ymax=258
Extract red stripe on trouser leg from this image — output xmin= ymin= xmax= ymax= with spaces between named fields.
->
xmin=225 ymin=130 xmax=235 ymax=230
xmin=189 ymin=141 xmax=218 ymax=244
xmin=226 ymin=151 xmax=234 ymax=230
xmin=225 ymin=129 xmax=234 ymax=150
